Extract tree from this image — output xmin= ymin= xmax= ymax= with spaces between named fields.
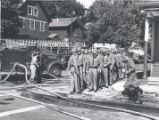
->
xmin=1 ymin=0 xmax=22 ymax=38
xmin=42 ymin=1 xmax=85 ymax=18
xmin=86 ymin=0 xmax=145 ymax=47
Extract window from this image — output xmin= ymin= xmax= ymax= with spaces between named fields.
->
xmin=30 ymin=20 xmax=35 ymax=30
xmin=19 ymin=17 xmax=25 ymax=28
xmin=40 ymin=22 xmax=45 ymax=31
xmin=28 ymin=5 xmax=38 ymax=17
xmin=22 ymin=18 xmax=25 ymax=28
xmin=28 ymin=6 xmax=33 ymax=15
xmin=33 ymin=8 xmax=38 ymax=17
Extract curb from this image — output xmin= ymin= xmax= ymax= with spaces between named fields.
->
xmin=27 ymin=88 xmax=159 ymax=111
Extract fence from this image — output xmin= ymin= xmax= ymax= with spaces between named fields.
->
xmin=1 ymin=39 xmax=86 ymax=48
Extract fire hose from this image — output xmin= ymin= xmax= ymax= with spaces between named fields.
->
xmin=0 ymin=63 xmax=159 ymax=120
xmin=0 ymin=63 xmax=30 ymax=84
xmin=0 ymin=63 xmax=90 ymax=120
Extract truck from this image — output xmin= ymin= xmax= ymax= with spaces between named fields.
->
xmin=0 ymin=46 xmax=70 ymax=77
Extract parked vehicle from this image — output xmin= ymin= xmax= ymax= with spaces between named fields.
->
xmin=0 ymin=46 xmax=69 ymax=77
xmin=128 ymin=47 xmax=144 ymax=56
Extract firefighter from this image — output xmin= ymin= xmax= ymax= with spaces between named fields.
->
xmin=112 ymin=49 xmax=119 ymax=83
xmin=97 ymin=48 xmax=104 ymax=88
xmin=124 ymin=52 xmax=137 ymax=88
xmin=118 ymin=50 xmax=126 ymax=80
xmin=68 ymin=47 xmax=80 ymax=93
xmin=88 ymin=49 xmax=100 ymax=92
xmin=35 ymin=51 xmax=41 ymax=83
xmin=29 ymin=51 xmax=40 ymax=83
xmin=77 ymin=47 xmax=84 ymax=91
xmin=102 ymin=49 xmax=111 ymax=88
xmin=83 ymin=49 xmax=89 ymax=89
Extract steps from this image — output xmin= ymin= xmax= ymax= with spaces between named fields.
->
xmin=148 ymin=77 xmax=159 ymax=86
xmin=152 ymin=63 xmax=159 ymax=77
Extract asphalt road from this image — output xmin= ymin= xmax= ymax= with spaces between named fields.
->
xmin=0 ymin=95 xmax=77 ymax=120
xmin=0 ymin=94 xmax=151 ymax=120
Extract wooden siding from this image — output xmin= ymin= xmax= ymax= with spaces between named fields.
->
xmin=18 ymin=3 xmax=49 ymax=39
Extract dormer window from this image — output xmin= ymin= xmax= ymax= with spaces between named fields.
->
xmin=34 ymin=8 xmax=38 ymax=17
xmin=28 ymin=6 xmax=33 ymax=15
xmin=28 ymin=5 xmax=38 ymax=17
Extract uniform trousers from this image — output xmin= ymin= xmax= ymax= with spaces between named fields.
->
xmin=70 ymin=68 xmax=80 ymax=93
xmin=88 ymin=68 xmax=98 ymax=91
xmin=30 ymin=64 xmax=36 ymax=82
xmin=103 ymin=68 xmax=109 ymax=87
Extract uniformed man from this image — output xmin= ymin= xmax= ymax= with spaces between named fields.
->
xmin=88 ymin=49 xmax=100 ymax=92
xmin=97 ymin=48 xmax=104 ymax=88
xmin=29 ymin=50 xmax=40 ymax=83
xmin=124 ymin=52 xmax=137 ymax=88
xmin=67 ymin=47 xmax=80 ymax=93
xmin=83 ymin=49 xmax=89 ymax=88
xmin=112 ymin=49 xmax=119 ymax=83
xmin=77 ymin=47 xmax=84 ymax=91
xmin=102 ymin=49 xmax=111 ymax=88
xmin=118 ymin=50 xmax=126 ymax=80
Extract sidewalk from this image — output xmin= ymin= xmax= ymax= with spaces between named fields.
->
xmin=26 ymin=76 xmax=159 ymax=110
xmin=1 ymin=70 xmax=159 ymax=110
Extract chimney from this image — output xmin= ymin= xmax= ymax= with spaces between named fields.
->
xmin=18 ymin=0 xmax=25 ymax=8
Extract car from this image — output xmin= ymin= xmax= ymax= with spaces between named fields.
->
xmin=128 ymin=47 xmax=144 ymax=56
xmin=0 ymin=46 xmax=68 ymax=77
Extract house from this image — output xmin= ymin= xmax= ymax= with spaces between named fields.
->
xmin=137 ymin=0 xmax=159 ymax=78
xmin=18 ymin=0 xmax=51 ymax=39
xmin=49 ymin=17 xmax=85 ymax=41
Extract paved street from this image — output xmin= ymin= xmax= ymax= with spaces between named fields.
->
xmin=0 ymin=93 xmax=152 ymax=120
xmin=0 ymin=95 xmax=78 ymax=120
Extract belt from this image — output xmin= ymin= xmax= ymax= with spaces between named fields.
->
xmin=89 ymin=66 xmax=98 ymax=69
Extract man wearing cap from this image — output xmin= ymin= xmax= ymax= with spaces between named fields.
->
xmin=83 ymin=49 xmax=89 ymax=89
xmin=124 ymin=52 xmax=137 ymax=88
xmin=108 ymin=50 xmax=115 ymax=86
xmin=88 ymin=49 xmax=100 ymax=92
xmin=29 ymin=50 xmax=40 ymax=83
xmin=68 ymin=47 xmax=80 ymax=93
xmin=102 ymin=49 xmax=111 ymax=88
xmin=78 ymin=47 xmax=84 ymax=91
xmin=97 ymin=48 xmax=104 ymax=88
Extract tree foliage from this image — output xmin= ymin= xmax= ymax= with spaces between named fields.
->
xmin=1 ymin=0 xmax=22 ymax=38
xmin=86 ymin=0 xmax=145 ymax=47
xmin=42 ymin=1 xmax=85 ymax=18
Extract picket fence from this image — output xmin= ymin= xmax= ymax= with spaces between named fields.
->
xmin=1 ymin=39 xmax=85 ymax=48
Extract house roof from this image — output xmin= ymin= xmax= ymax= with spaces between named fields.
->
xmin=49 ymin=17 xmax=78 ymax=27
xmin=19 ymin=0 xmax=51 ymax=22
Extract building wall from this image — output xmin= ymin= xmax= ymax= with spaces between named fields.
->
xmin=19 ymin=3 xmax=49 ymax=39
xmin=49 ymin=29 xmax=68 ymax=40
xmin=154 ymin=19 xmax=159 ymax=62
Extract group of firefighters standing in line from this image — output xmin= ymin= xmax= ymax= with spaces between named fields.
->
xmin=68 ymin=47 xmax=136 ymax=94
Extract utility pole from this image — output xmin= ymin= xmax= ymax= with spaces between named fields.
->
xmin=143 ymin=17 xmax=149 ymax=80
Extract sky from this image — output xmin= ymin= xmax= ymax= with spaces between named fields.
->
xmin=76 ymin=0 xmax=96 ymax=8
xmin=23 ymin=0 xmax=96 ymax=8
